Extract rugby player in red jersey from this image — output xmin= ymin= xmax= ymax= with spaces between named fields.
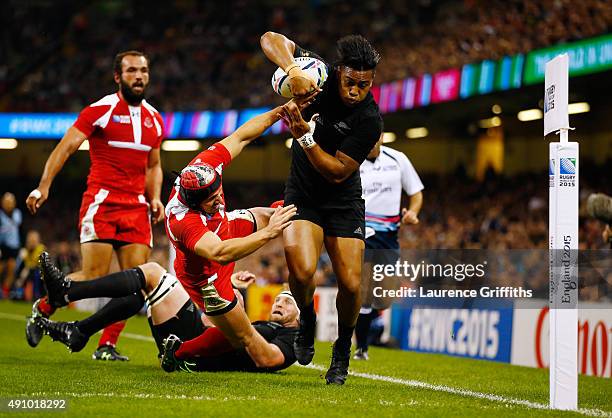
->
xmin=25 ymin=50 xmax=164 ymax=361
xmin=160 ymin=103 xmax=304 ymax=369
xmin=34 ymin=95 xmax=312 ymax=369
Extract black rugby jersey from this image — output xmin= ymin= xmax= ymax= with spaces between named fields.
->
xmin=284 ymin=45 xmax=383 ymax=208
xmin=193 ymin=321 xmax=298 ymax=372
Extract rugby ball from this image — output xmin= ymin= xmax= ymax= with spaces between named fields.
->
xmin=271 ymin=56 xmax=328 ymax=98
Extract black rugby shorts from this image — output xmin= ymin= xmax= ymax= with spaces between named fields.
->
xmin=286 ymin=199 xmax=365 ymax=241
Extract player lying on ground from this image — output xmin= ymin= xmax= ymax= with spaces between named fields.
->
xmin=32 ymin=253 xmax=299 ymax=372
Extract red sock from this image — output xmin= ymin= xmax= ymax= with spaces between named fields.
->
xmin=175 ymin=327 xmax=234 ymax=359
xmin=38 ymin=296 xmax=56 ymax=317
xmin=98 ymin=321 xmax=126 ymax=347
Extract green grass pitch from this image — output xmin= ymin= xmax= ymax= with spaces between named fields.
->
xmin=0 ymin=300 xmax=610 ymax=417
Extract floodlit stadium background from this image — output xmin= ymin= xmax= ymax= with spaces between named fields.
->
xmin=0 ymin=0 xmax=610 ymax=381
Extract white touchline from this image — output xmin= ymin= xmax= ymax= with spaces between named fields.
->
xmin=302 ymin=364 xmax=611 ymax=417
xmin=3 ymin=311 xmax=611 ymax=417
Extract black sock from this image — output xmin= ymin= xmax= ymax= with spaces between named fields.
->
xmin=335 ymin=323 xmax=354 ymax=354
xmin=355 ymin=310 xmax=376 ymax=350
xmin=148 ymin=316 xmax=164 ymax=357
xmin=77 ymin=293 xmax=144 ymax=337
xmin=68 ymin=268 xmax=146 ymax=301
xmin=300 ymin=301 xmax=316 ymax=324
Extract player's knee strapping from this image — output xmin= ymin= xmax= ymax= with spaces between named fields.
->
xmin=144 ymin=272 xmax=179 ymax=309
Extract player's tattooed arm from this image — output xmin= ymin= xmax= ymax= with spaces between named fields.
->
xmin=260 ymin=32 xmax=318 ymax=98
xmin=26 ymin=126 xmax=87 ymax=214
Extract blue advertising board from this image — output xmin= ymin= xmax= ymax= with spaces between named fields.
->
xmin=390 ymin=298 xmax=514 ymax=363
xmin=0 ymin=113 xmax=77 ymax=139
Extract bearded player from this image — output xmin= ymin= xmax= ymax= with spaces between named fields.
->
xmin=261 ymin=32 xmax=382 ymax=384
xmin=25 ymin=50 xmax=164 ymax=361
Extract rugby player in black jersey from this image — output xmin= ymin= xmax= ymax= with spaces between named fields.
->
xmin=30 ymin=252 xmax=299 ymax=372
xmin=260 ymin=32 xmax=382 ymax=384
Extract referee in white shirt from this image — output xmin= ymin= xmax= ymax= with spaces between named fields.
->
xmin=354 ymin=132 xmax=424 ymax=360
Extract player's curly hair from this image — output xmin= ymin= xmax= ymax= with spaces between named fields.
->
xmin=335 ymin=35 xmax=380 ymax=71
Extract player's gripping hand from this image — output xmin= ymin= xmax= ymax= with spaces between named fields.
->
xmin=264 ymin=204 xmax=297 ymax=238
xmin=26 ymin=186 xmax=49 ymax=215
xmin=401 ymin=208 xmax=419 ymax=225
xmin=287 ymin=66 xmax=319 ymax=98
xmin=231 ymin=270 xmax=256 ymax=289
xmin=149 ymin=198 xmax=165 ymax=224
xmin=293 ymin=89 xmax=320 ymax=111
xmin=279 ymin=102 xmax=319 ymax=149
xmin=280 ymin=101 xmax=310 ymax=137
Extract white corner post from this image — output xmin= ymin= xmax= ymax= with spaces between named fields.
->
xmin=546 ymin=53 xmax=578 ymax=411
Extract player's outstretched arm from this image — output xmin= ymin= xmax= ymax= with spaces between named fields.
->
xmin=260 ymin=31 xmax=318 ymax=98
xmin=26 ymin=126 xmax=87 ymax=214
xmin=193 ymin=205 xmax=297 ymax=264
xmin=218 ymin=106 xmax=283 ymax=160
xmin=280 ymin=102 xmax=359 ymax=184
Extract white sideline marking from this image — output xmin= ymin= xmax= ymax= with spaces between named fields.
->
xmin=3 ymin=310 xmax=611 ymax=417
xmin=122 ymin=332 xmax=155 ymax=342
xmin=304 ymin=364 xmax=611 ymax=417
xmin=0 ymin=312 xmax=31 ymax=321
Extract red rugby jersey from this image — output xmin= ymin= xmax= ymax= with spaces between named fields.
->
xmin=73 ymin=93 xmax=164 ymax=194
xmin=165 ymin=143 xmax=234 ymax=288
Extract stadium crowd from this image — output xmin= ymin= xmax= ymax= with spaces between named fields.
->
xmin=2 ymin=0 xmax=610 ymax=112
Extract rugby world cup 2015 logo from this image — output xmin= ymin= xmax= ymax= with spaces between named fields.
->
xmin=549 ymin=159 xmax=555 ymax=188
xmin=559 ymin=158 xmax=576 ymax=187
xmin=560 ymin=158 xmax=576 ymax=174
